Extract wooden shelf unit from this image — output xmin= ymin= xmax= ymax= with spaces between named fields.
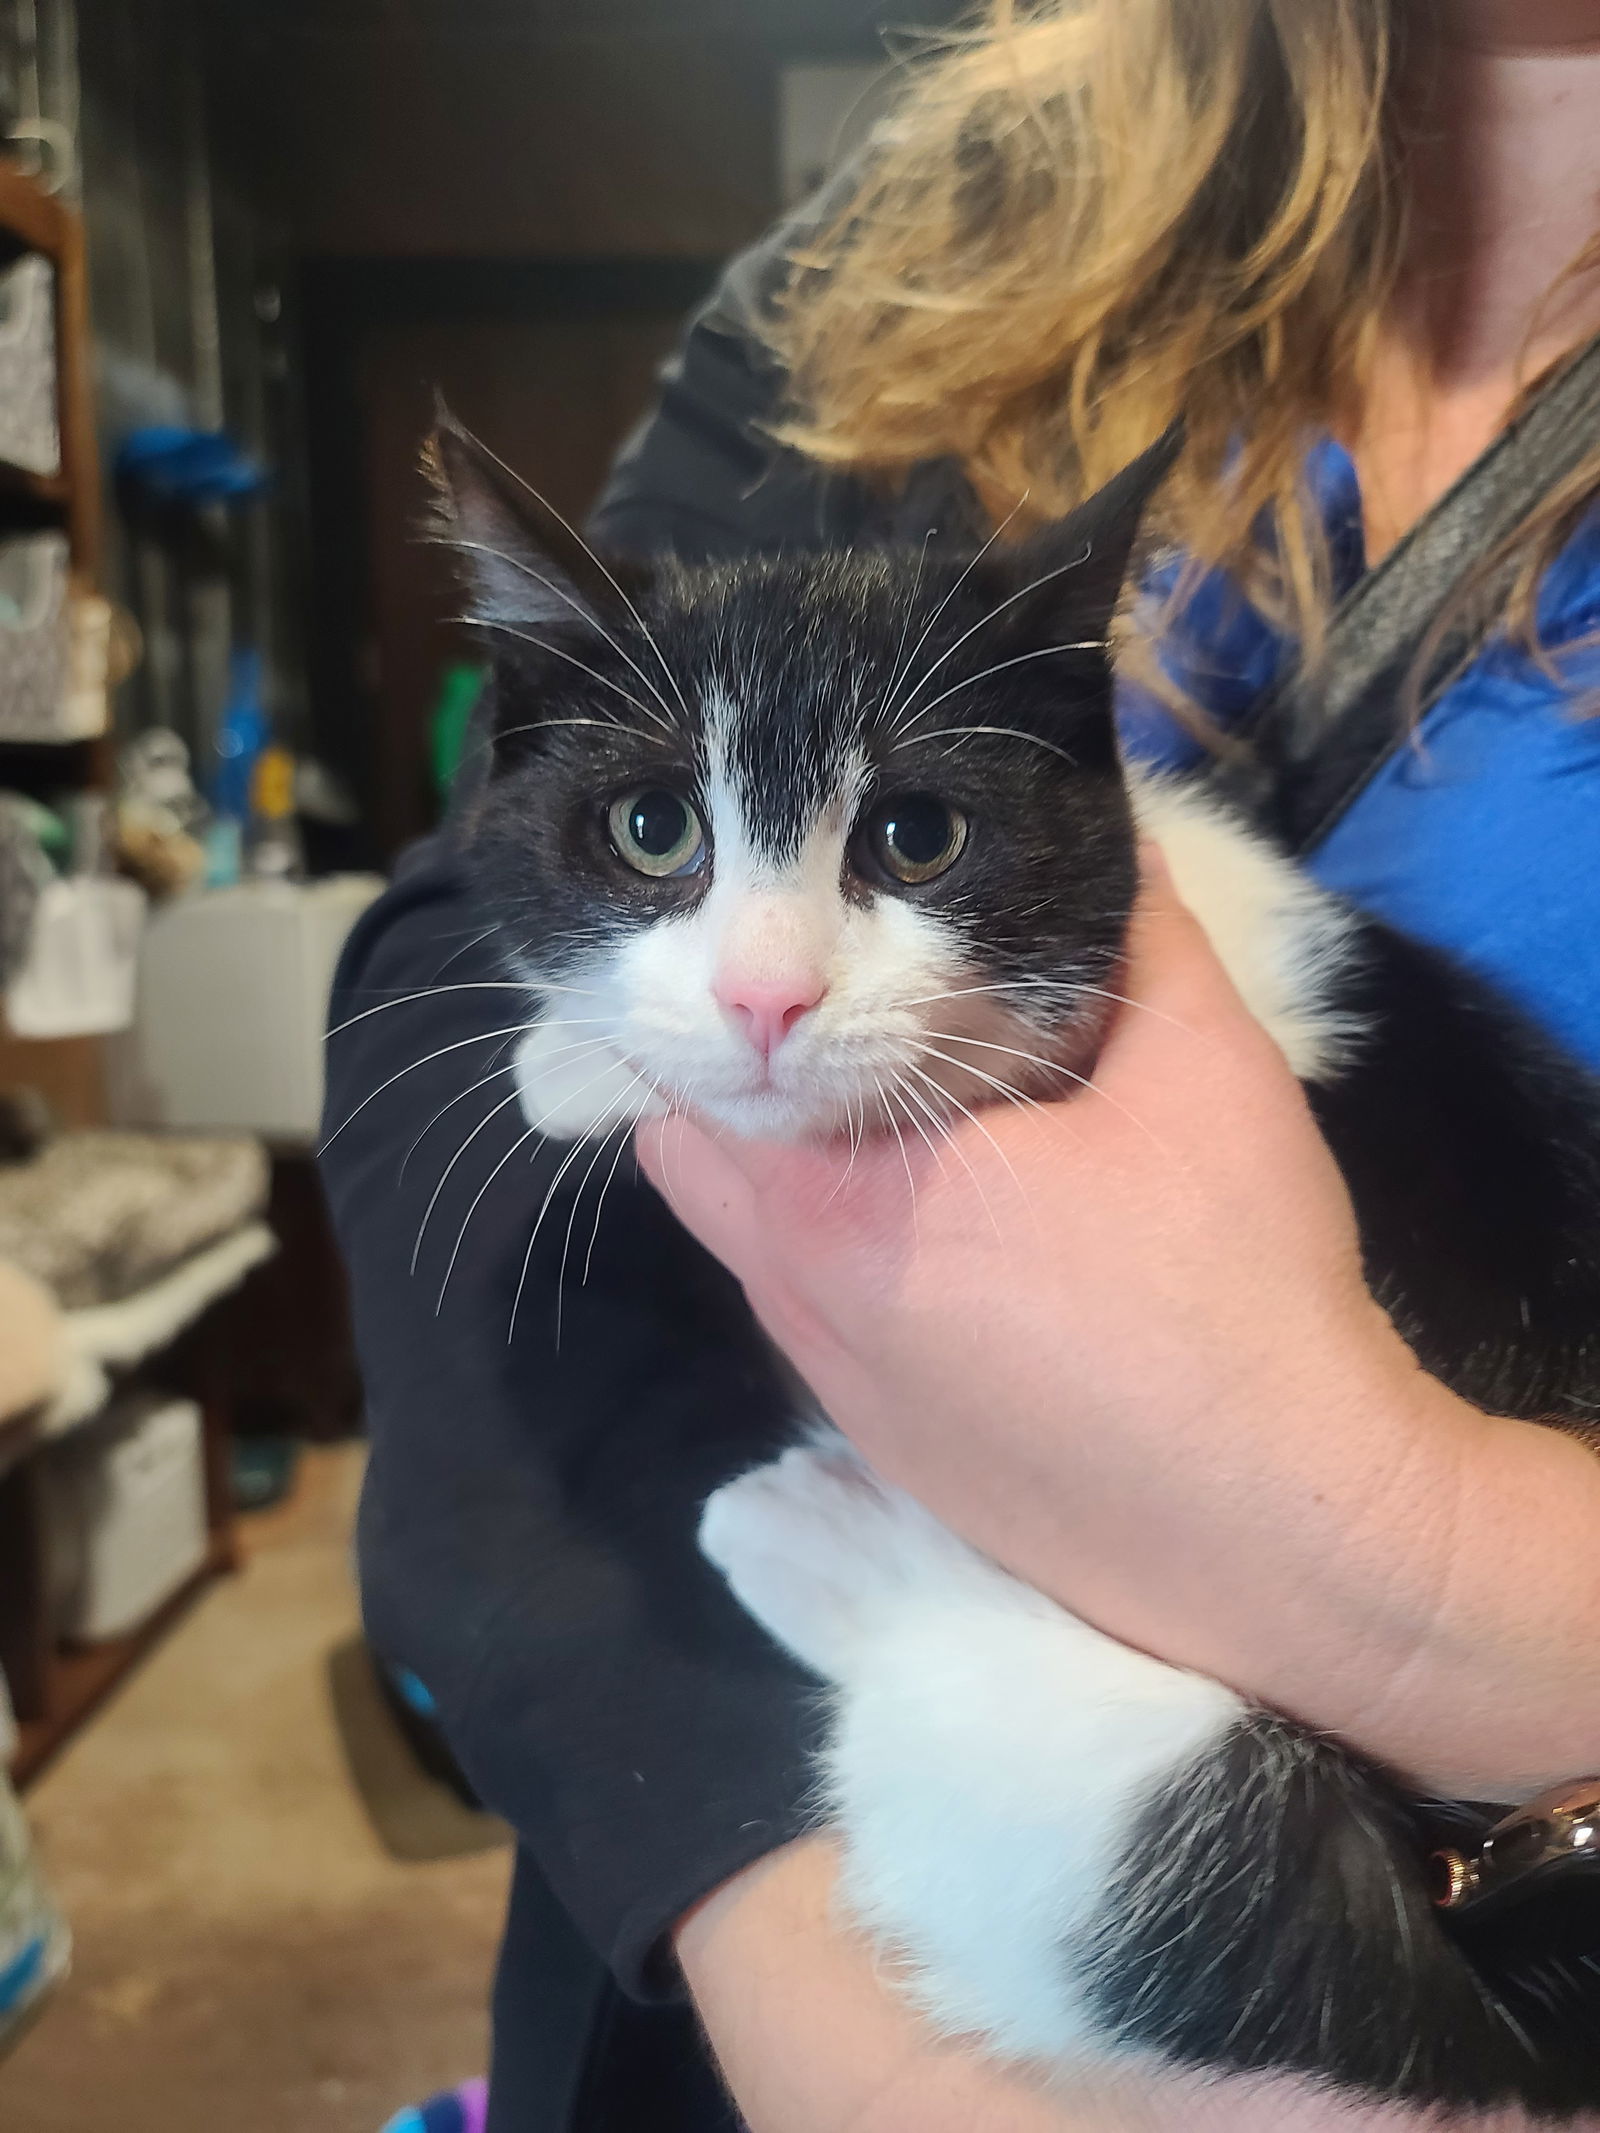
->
xmin=0 ymin=160 xmax=101 ymax=582
xmin=0 ymin=162 xmax=238 ymax=1787
xmin=0 ymin=160 xmax=111 ymax=1114
xmin=1 ymin=1282 xmax=248 ymax=1790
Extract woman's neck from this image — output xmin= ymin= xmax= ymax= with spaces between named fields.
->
xmin=1393 ymin=29 xmax=1600 ymax=384
xmin=1443 ymin=0 xmax=1600 ymax=55
xmin=1346 ymin=15 xmax=1600 ymax=556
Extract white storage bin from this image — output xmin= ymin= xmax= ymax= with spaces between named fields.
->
xmin=42 ymin=1395 xmax=209 ymax=1643
xmin=109 ymin=874 xmax=385 ymax=1141
xmin=0 ymin=254 xmax=59 ymax=476
xmin=5 ymin=876 xmax=146 ymax=1037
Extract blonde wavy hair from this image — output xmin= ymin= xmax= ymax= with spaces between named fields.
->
xmin=768 ymin=0 xmax=1600 ymax=707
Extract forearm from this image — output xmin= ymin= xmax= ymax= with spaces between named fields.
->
xmin=1294 ymin=1365 xmax=1600 ymax=1801
xmin=676 ymin=1841 xmax=1449 ymax=2133
xmin=677 ymin=1839 xmax=1116 ymax=2133
xmin=1073 ymin=1318 xmax=1600 ymax=1804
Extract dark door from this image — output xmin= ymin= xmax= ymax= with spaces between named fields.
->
xmin=301 ymin=263 xmax=713 ymax=859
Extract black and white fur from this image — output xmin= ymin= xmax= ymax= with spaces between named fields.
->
xmin=437 ymin=421 xmax=1600 ymax=2120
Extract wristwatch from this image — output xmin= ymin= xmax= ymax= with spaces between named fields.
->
xmin=1431 ymin=1780 xmax=1600 ymax=1933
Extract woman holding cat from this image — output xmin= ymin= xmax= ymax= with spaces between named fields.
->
xmin=322 ymin=1 xmax=1600 ymax=2128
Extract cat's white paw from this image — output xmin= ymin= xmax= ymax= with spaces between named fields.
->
xmin=700 ymin=1437 xmax=983 ymax=1681
xmin=702 ymin=1433 xmax=1246 ymax=2073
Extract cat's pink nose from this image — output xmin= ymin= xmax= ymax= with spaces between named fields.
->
xmin=715 ymin=973 xmax=826 ymax=1061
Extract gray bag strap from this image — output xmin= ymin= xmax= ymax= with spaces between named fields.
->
xmin=1219 ymin=331 xmax=1600 ymax=855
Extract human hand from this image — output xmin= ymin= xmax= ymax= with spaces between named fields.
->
xmin=678 ymin=1834 xmax=1464 ymax=2133
xmin=638 ymin=851 xmax=1600 ymax=1796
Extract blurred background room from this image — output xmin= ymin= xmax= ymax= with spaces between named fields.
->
xmin=0 ymin=4 xmax=943 ymax=2126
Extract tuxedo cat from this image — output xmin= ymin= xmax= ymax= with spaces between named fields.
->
xmin=435 ymin=419 xmax=1600 ymax=2119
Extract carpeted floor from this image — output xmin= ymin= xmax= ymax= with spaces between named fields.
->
xmin=0 ymin=1445 xmax=512 ymax=2133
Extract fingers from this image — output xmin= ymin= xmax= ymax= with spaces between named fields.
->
xmin=637 ymin=1112 xmax=921 ymax=1285
xmin=635 ymin=1113 xmax=764 ymax=1267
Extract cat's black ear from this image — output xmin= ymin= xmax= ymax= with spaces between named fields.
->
xmin=1006 ymin=422 xmax=1184 ymax=649
xmin=424 ymin=408 xmax=623 ymax=636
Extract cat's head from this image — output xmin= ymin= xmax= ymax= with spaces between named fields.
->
xmin=433 ymin=422 xmax=1175 ymax=1144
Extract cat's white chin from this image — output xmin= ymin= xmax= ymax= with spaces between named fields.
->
xmin=515 ymin=1011 xmax=872 ymax=1145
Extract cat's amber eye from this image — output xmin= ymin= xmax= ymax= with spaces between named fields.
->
xmin=863 ymin=794 xmax=969 ymax=887
xmin=607 ymin=787 xmax=707 ymax=879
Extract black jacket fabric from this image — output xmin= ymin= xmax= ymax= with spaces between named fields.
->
xmin=320 ymin=199 xmax=959 ymax=2131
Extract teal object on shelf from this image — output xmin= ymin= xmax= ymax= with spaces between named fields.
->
xmin=0 ymin=1772 xmax=69 ymax=2053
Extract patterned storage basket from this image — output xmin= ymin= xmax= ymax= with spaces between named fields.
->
xmin=0 ymin=254 xmax=59 ymax=478
xmin=0 ymin=531 xmax=69 ymax=742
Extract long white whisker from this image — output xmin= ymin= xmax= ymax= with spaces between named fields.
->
xmin=436 ymin=1052 xmax=633 ymax=1316
xmin=898 ymin=1056 xmax=1014 ymax=1233
xmin=893 ymin=723 xmax=1084 ymax=770
xmin=909 ymin=1039 xmax=1052 ymax=1117
xmin=512 ymin=1072 xmax=648 ymax=1343
xmin=443 ymin=540 xmax=679 ymax=729
xmin=495 ymin=714 xmax=667 ymax=747
xmin=328 ymin=980 xmax=593 ymax=1040
xmin=437 ymin=1122 xmax=541 ymax=1317
xmin=924 ymin=1028 xmax=1084 ymax=1080
xmin=893 ymin=978 xmax=1069 ymax=1010
xmin=399 ymin=1047 xmax=520 ymax=1182
xmin=890 ymin=542 xmax=1092 ymax=730
xmin=409 ymin=1037 xmax=616 ymax=1271
xmin=928 ymin=1028 xmax=1167 ymax=1149
xmin=873 ymin=1073 xmax=921 ymax=1243
xmin=445 ymin=616 xmax=664 ymax=728
xmin=582 ymin=1113 xmax=640 ymax=1287
xmin=822 ymin=1093 xmax=866 ymax=1211
xmin=554 ymin=1075 xmax=648 ymax=1339
xmin=319 ymin=1025 xmax=536 ymax=1150
xmin=428 ymin=925 xmax=502 ymax=980
xmin=892 ymin=641 xmax=1104 ymax=740
xmin=893 ymin=972 xmax=1190 ymax=1037
xmin=877 ymin=528 xmax=936 ymax=718
xmin=880 ymin=496 xmax=1028 ymax=730
xmin=438 ymin=433 xmax=692 ymax=718
xmin=1063 ymin=980 xmax=1195 ymax=1037
xmin=890 ymin=1070 xmax=952 ymax=1186
xmin=410 ymin=1084 xmax=529 ymax=1274
xmin=554 ymin=1086 xmax=646 ymax=1348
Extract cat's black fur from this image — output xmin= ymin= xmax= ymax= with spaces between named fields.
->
xmin=437 ymin=420 xmax=1600 ymax=2116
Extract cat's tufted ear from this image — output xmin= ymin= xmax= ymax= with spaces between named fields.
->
xmin=423 ymin=409 xmax=626 ymax=636
xmin=1003 ymin=422 xmax=1184 ymax=651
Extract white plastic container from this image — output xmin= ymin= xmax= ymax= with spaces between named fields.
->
xmin=5 ymin=876 xmax=146 ymax=1037
xmin=42 ymin=1395 xmax=209 ymax=1642
xmin=108 ymin=874 xmax=385 ymax=1141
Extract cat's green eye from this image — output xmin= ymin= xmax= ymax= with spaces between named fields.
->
xmin=864 ymin=794 xmax=969 ymax=887
xmin=608 ymin=787 xmax=706 ymax=879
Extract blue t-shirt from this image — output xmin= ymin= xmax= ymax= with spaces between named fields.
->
xmin=1118 ymin=438 xmax=1600 ymax=1072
